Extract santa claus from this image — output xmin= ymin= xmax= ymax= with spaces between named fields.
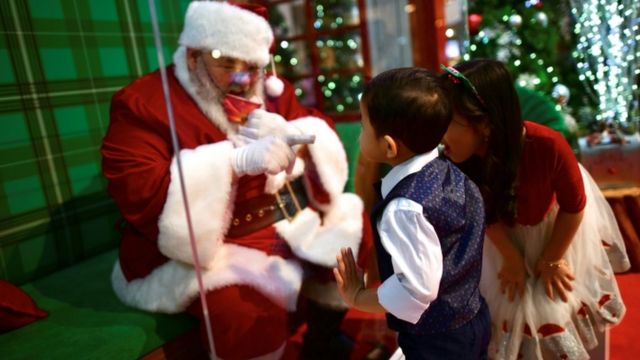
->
xmin=101 ymin=1 xmax=372 ymax=359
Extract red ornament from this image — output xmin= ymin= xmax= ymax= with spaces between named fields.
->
xmin=468 ymin=13 xmax=483 ymax=35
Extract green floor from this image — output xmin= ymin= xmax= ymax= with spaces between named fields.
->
xmin=0 ymin=250 xmax=196 ymax=360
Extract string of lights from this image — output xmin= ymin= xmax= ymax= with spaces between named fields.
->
xmin=569 ymin=0 xmax=640 ymax=124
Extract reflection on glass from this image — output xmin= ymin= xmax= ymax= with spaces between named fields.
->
xmin=274 ymin=40 xmax=312 ymax=77
xmin=293 ymin=77 xmax=317 ymax=108
xmin=317 ymin=31 xmax=363 ymax=72
xmin=443 ymin=0 xmax=469 ymax=65
xmin=265 ymin=0 xmax=367 ymax=116
xmin=319 ymin=72 xmax=363 ymax=113
xmin=313 ymin=0 xmax=359 ymax=30
xmin=268 ymin=0 xmax=306 ymax=38
xmin=366 ymin=0 xmax=413 ymax=75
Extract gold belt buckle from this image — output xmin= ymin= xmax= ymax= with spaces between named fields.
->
xmin=274 ymin=180 xmax=303 ymax=222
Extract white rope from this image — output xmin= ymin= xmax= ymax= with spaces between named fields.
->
xmin=147 ymin=1 xmax=216 ymax=358
xmin=270 ymin=54 xmax=278 ymax=76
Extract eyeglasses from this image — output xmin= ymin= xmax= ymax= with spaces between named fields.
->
xmin=218 ymin=67 xmax=264 ymax=86
xmin=440 ymin=64 xmax=486 ymax=108
xmin=209 ymin=63 xmax=264 ymax=76
xmin=206 ymin=50 xmax=265 ymax=83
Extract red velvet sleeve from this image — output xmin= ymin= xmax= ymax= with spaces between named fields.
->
xmin=550 ymin=130 xmax=586 ymax=213
xmin=101 ymin=89 xmax=173 ymax=240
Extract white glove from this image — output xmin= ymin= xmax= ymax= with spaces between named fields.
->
xmin=238 ymin=109 xmax=302 ymax=141
xmin=232 ymin=134 xmax=315 ymax=176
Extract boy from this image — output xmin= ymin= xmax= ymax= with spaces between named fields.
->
xmin=334 ymin=68 xmax=490 ymax=359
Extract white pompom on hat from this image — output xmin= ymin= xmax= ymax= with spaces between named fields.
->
xmin=178 ymin=1 xmax=274 ymax=67
xmin=265 ymin=75 xmax=285 ymax=97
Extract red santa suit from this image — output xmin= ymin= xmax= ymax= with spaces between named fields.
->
xmin=101 ymin=5 xmax=371 ymax=356
xmin=102 ymin=3 xmax=374 ymax=357
xmin=102 ymin=66 xmax=371 ymax=357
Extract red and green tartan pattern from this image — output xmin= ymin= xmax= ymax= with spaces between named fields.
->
xmin=0 ymin=0 xmax=191 ymax=285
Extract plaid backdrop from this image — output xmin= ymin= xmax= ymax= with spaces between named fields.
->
xmin=0 ymin=0 xmax=191 ymax=285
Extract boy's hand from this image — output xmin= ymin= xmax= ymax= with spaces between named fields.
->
xmin=333 ymin=247 xmax=364 ymax=308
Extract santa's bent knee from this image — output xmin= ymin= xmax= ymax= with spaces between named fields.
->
xmin=187 ymin=285 xmax=289 ymax=359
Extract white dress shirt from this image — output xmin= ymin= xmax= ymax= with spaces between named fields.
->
xmin=376 ymin=149 xmax=443 ymax=324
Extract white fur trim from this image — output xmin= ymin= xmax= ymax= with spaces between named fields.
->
xmin=263 ymin=159 xmax=306 ymax=194
xmin=173 ymin=46 xmax=266 ymax=136
xmin=158 ymin=141 xmax=235 ymax=268
xmin=290 ymin=117 xmax=349 ymax=204
xmin=178 ymin=2 xmax=273 ymax=67
xmin=112 ymin=244 xmax=303 ymax=313
xmin=173 ymin=46 xmax=235 ymax=135
xmin=275 ymin=193 xmax=363 ymax=267
xmin=265 ymin=172 xmax=289 ymax=195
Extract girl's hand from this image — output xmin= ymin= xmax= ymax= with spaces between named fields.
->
xmin=536 ymin=258 xmax=575 ymax=302
xmin=333 ymin=247 xmax=364 ymax=307
xmin=498 ymin=253 xmax=526 ymax=302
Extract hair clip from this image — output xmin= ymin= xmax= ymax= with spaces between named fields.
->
xmin=447 ymin=74 xmax=461 ymax=84
xmin=440 ymin=64 xmax=487 ymax=108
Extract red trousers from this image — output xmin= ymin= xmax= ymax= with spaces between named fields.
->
xmin=187 ymin=285 xmax=289 ymax=359
xmin=186 ymin=213 xmax=374 ymax=359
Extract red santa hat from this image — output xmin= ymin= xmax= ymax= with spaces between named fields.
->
xmin=178 ymin=1 xmax=273 ymax=67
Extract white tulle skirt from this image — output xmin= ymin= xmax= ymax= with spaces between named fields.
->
xmin=480 ymin=165 xmax=630 ymax=360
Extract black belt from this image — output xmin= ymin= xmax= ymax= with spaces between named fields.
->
xmin=227 ymin=178 xmax=309 ymax=238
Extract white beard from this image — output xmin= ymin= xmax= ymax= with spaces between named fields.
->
xmin=172 ymin=46 xmax=266 ymax=136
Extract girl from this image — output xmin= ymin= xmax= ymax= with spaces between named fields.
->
xmin=440 ymin=59 xmax=628 ymax=359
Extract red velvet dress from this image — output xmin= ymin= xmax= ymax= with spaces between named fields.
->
xmin=516 ymin=121 xmax=586 ymax=225
xmin=480 ymin=121 xmax=628 ymax=359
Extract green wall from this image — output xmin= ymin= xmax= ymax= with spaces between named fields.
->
xmin=0 ymin=0 xmax=364 ymax=285
xmin=0 ymin=0 xmax=191 ymax=284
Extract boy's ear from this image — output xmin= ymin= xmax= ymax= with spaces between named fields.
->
xmin=382 ymin=135 xmax=398 ymax=159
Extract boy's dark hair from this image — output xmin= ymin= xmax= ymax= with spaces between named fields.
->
xmin=361 ymin=67 xmax=452 ymax=154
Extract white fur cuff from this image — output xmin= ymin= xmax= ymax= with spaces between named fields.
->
xmin=158 ymin=141 xmax=235 ymax=268
xmin=291 ymin=117 xmax=349 ymax=201
xmin=111 ymin=244 xmax=304 ymax=313
xmin=275 ymin=193 xmax=364 ymax=267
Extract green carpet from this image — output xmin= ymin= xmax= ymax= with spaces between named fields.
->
xmin=0 ymin=250 xmax=196 ymax=360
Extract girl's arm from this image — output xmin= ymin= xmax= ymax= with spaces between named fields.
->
xmin=486 ymin=222 xmax=526 ymax=301
xmin=536 ymin=129 xmax=585 ymax=301
xmin=536 ymin=209 xmax=583 ymax=301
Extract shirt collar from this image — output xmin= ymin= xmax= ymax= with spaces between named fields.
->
xmin=380 ymin=148 xmax=439 ymax=198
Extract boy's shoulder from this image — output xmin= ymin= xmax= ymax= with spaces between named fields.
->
xmin=406 ymin=156 xmax=482 ymax=202
xmin=392 ymin=156 xmax=460 ymax=193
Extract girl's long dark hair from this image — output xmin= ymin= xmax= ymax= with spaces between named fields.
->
xmin=444 ymin=59 xmax=523 ymax=225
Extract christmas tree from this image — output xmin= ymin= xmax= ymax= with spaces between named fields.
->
xmin=466 ymin=0 xmax=586 ymax=118
xmin=467 ymin=0 xmax=639 ymax=132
